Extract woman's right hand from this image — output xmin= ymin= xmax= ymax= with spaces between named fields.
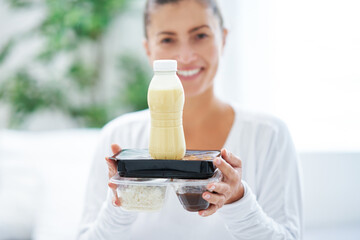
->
xmin=105 ymin=144 xmax=122 ymax=207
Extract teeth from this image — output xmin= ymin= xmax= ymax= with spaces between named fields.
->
xmin=177 ymin=68 xmax=201 ymax=77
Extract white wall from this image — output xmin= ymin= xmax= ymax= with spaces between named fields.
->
xmin=220 ymin=0 xmax=360 ymax=152
xmin=301 ymin=152 xmax=360 ymax=228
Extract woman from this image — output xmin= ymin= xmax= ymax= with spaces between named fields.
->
xmin=78 ymin=0 xmax=302 ymax=239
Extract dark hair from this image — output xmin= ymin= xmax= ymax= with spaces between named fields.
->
xmin=144 ymin=0 xmax=224 ymax=38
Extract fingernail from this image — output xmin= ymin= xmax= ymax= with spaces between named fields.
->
xmin=200 ymin=212 xmax=206 ymax=217
xmin=215 ymin=158 xmax=221 ymax=165
xmin=208 ymin=185 xmax=215 ymax=191
xmin=204 ymin=194 xmax=210 ymax=200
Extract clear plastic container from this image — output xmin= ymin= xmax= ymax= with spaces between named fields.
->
xmin=172 ymin=170 xmax=223 ymax=212
xmin=110 ymin=170 xmax=223 ymax=212
xmin=110 ymin=174 xmax=169 ymax=212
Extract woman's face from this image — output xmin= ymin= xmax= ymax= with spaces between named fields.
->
xmin=144 ymin=0 xmax=227 ymax=97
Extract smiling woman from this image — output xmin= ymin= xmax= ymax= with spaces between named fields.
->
xmin=77 ymin=1 xmax=303 ymax=239
xmin=143 ymin=0 xmax=226 ymax=98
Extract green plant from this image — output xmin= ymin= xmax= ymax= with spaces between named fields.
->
xmin=0 ymin=0 xmax=150 ymax=128
xmin=0 ymin=69 xmax=65 ymax=126
xmin=118 ymin=54 xmax=150 ymax=111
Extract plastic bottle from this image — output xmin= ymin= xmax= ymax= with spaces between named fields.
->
xmin=148 ymin=60 xmax=186 ymax=160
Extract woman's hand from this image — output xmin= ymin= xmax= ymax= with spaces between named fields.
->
xmin=105 ymin=144 xmax=122 ymax=207
xmin=199 ymin=148 xmax=244 ymax=217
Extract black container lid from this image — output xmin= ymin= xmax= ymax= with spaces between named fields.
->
xmin=109 ymin=149 xmax=220 ymax=179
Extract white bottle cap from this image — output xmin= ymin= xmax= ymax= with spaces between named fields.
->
xmin=153 ymin=60 xmax=177 ymax=72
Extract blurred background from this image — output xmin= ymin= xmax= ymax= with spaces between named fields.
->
xmin=0 ymin=0 xmax=359 ymax=239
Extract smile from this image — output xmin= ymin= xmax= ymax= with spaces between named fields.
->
xmin=177 ymin=68 xmax=201 ymax=77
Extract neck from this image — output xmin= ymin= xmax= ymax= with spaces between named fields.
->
xmin=183 ymin=86 xmax=219 ymax=126
xmin=182 ymin=86 xmax=235 ymax=150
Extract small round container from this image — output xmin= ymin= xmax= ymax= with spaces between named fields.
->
xmin=110 ymin=174 xmax=169 ymax=212
xmin=172 ymin=170 xmax=222 ymax=212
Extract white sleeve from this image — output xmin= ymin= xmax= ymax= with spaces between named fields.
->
xmin=77 ymin=125 xmax=138 ymax=240
xmin=78 ymin=190 xmax=138 ymax=240
xmin=218 ymin=122 xmax=303 ymax=240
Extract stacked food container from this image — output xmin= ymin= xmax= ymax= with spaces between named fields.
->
xmin=109 ymin=149 xmax=222 ymax=212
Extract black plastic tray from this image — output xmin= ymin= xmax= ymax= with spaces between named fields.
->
xmin=109 ymin=149 xmax=220 ymax=179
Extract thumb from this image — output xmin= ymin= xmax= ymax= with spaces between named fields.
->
xmin=221 ymin=148 xmax=242 ymax=168
xmin=111 ymin=144 xmax=121 ymax=155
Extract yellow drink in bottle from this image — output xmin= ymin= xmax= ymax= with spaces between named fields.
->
xmin=148 ymin=60 xmax=186 ymax=160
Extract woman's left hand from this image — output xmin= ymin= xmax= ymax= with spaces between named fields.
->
xmin=199 ymin=148 xmax=244 ymax=217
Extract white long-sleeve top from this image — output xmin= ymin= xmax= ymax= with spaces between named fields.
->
xmin=78 ymin=106 xmax=303 ymax=240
